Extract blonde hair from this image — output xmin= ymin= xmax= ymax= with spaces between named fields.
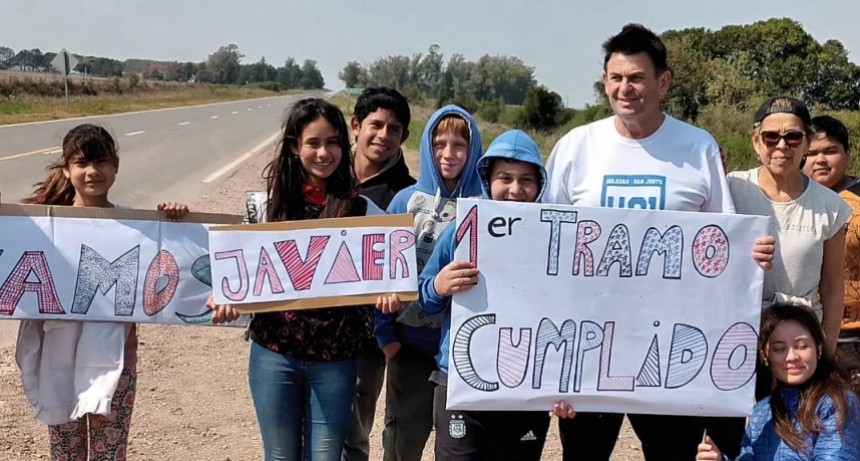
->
xmin=433 ymin=115 xmax=470 ymax=143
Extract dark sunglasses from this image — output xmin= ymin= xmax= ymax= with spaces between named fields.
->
xmin=759 ymin=130 xmax=806 ymax=147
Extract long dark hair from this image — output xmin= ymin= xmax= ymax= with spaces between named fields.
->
xmin=761 ymin=304 xmax=853 ymax=452
xmin=22 ymin=124 xmax=118 ymax=205
xmin=263 ymin=98 xmax=356 ymax=221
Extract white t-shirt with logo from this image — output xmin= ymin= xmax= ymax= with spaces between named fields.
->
xmin=544 ymin=115 xmax=734 ymax=213
xmin=728 ymin=168 xmax=852 ymax=315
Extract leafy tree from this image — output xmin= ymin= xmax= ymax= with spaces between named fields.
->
xmin=207 ymin=44 xmax=243 ymax=84
xmin=338 ymin=46 xmax=537 ymax=104
xmin=339 ymin=61 xmax=364 ymax=87
xmin=804 ymin=40 xmax=860 ymax=110
xmin=659 ymin=18 xmax=860 ymax=117
xmin=81 ymin=57 xmax=124 ymax=77
xmin=277 ymin=58 xmax=302 ymax=88
xmin=435 ymin=70 xmax=454 ymax=108
xmin=195 ymin=62 xmax=216 ymax=83
xmin=181 ymin=62 xmax=197 ymax=82
xmin=521 ymin=85 xmax=564 ymax=130
xmin=299 ymin=59 xmax=324 ymax=89
xmin=415 ymin=44 xmax=444 ymax=95
xmin=14 ymin=48 xmax=46 ymax=72
xmin=451 ymin=93 xmax=479 ymax=113
xmin=478 ymin=98 xmax=505 ymax=123
xmin=0 ymin=46 xmax=14 ymax=70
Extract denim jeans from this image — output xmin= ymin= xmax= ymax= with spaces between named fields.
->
xmin=249 ymin=341 xmax=358 ymax=461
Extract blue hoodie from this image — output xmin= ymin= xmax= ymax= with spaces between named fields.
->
xmin=375 ymin=105 xmax=484 ymax=354
xmin=417 ymin=130 xmax=546 ymax=374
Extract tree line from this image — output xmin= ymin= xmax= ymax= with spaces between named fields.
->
xmin=339 ymin=45 xmax=573 ymax=131
xmin=639 ymin=18 xmax=860 ymax=120
xmin=341 ymin=18 xmax=860 ymax=132
xmin=0 ymin=44 xmax=325 ymax=90
xmin=339 ymin=45 xmax=538 ymax=107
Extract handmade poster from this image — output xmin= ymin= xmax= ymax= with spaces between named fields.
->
xmin=209 ymin=214 xmax=419 ymax=312
xmin=0 ymin=204 xmax=241 ymax=326
xmin=447 ymin=199 xmax=768 ymax=416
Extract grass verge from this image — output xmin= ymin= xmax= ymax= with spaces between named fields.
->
xmin=0 ymin=86 xmax=317 ymax=126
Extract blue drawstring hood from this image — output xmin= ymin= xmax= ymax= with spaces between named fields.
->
xmin=414 ymin=104 xmax=484 ymax=198
xmin=476 ymin=129 xmax=547 ymax=201
xmin=418 ymin=130 xmax=546 ymax=374
xmin=376 ymin=105 xmax=484 ymax=355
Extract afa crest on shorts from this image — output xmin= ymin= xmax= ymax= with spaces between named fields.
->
xmin=449 ymin=414 xmax=466 ymax=439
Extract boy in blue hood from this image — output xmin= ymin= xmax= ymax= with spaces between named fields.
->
xmin=418 ymin=130 xmax=574 ymax=460
xmin=376 ymin=105 xmax=484 ymax=461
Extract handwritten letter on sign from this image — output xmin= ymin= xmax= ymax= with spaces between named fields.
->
xmin=209 ymin=214 xmax=418 ymax=312
xmin=0 ymin=204 xmax=241 ymax=326
xmin=447 ymin=199 xmax=767 ymax=417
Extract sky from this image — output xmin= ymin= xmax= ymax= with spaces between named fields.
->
xmin=4 ymin=0 xmax=859 ymax=107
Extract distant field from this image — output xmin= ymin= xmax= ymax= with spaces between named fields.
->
xmin=0 ymin=71 xmax=314 ymax=125
xmin=0 ymin=69 xmax=112 ymax=82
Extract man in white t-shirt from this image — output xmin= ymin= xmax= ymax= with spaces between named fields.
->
xmin=545 ymin=23 xmax=773 ymax=461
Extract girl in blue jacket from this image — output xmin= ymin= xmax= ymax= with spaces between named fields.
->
xmin=697 ymin=303 xmax=860 ymax=460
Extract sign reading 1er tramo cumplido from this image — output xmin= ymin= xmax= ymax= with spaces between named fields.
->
xmin=447 ymin=199 xmax=767 ymax=417
xmin=208 ymin=214 xmax=419 ymax=312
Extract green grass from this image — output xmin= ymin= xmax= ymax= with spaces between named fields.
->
xmin=0 ymin=86 xmax=316 ymax=125
xmin=0 ymin=98 xmax=35 ymax=116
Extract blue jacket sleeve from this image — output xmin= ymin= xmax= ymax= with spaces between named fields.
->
xmin=373 ymin=309 xmax=398 ymax=348
xmin=374 ymin=189 xmax=413 ymax=347
xmin=812 ymin=393 xmax=860 ymax=460
xmin=385 ymin=189 xmax=410 ymax=214
xmin=418 ymin=226 xmax=455 ymax=316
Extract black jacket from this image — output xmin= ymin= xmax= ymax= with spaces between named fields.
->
xmin=356 ymin=152 xmax=416 ymax=209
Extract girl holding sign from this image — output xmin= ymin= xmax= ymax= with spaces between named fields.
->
xmin=16 ymin=123 xmax=188 ymax=461
xmin=696 ymin=304 xmax=860 ymax=460
xmin=208 ymin=98 xmax=386 ymax=461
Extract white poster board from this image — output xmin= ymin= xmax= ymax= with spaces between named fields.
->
xmin=0 ymin=204 xmax=241 ymax=326
xmin=209 ymin=214 xmax=419 ymax=311
xmin=447 ymin=199 xmax=767 ymax=417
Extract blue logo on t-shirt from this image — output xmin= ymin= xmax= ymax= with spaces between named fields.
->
xmin=601 ymin=175 xmax=666 ymax=210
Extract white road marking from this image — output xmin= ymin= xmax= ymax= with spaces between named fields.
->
xmin=178 ymin=121 xmax=191 ymax=126
xmin=124 ymin=131 xmax=145 ymax=137
xmin=201 ymin=131 xmax=281 ymax=184
xmin=0 ymin=146 xmax=61 ymax=162
xmin=246 ymin=108 xmax=253 ymax=111
xmin=232 ymin=111 xmax=239 ymax=115
xmin=210 ymin=115 xmax=219 ymax=119
xmin=0 ymin=95 xmax=293 ymax=129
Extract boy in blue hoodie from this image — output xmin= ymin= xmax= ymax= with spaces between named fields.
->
xmin=418 ymin=130 xmax=565 ymax=460
xmin=376 ymin=105 xmax=483 ymax=461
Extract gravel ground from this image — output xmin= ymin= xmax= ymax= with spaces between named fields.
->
xmin=0 ymin=142 xmax=644 ymax=460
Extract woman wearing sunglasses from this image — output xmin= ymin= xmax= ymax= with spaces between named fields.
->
xmin=803 ymin=115 xmax=860 ymax=394
xmin=727 ymin=97 xmax=851 ymax=362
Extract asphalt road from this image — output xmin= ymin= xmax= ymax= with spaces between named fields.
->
xmin=0 ymin=94 xmax=309 ymax=207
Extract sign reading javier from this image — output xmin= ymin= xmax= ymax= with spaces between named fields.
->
xmin=447 ymin=199 xmax=767 ymax=417
xmin=209 ymin=214 xmax=419 ymax=312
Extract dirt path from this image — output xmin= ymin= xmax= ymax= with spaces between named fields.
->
xmin=0 ymin=147 xmax=644 ymax=460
